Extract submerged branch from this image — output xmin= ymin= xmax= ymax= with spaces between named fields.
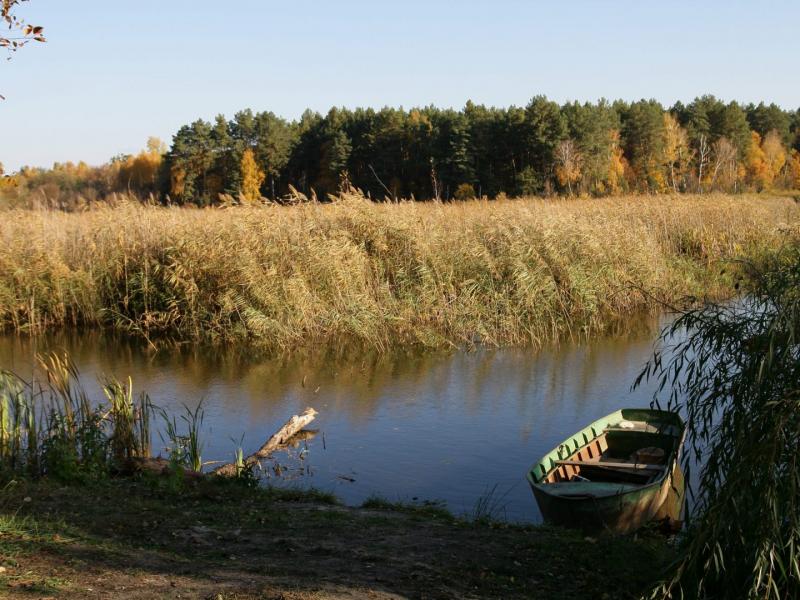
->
xmin=213 ymin=407 xmax=318 ymax=477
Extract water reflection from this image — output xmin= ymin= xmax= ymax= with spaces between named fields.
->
xmin=0 ymin=314 xmax=668 ymax=522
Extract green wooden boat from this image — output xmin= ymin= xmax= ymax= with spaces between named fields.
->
xmin=527 ymin=408 xmax=685 ymax=533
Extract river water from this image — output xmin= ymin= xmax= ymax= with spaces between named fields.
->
xmin=0 ymin=316 xmax=670 ymax=522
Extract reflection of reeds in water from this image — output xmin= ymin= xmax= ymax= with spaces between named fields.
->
xmin=0 ymin=352 xmax=204 ymax=480
xmin=0 ymin=314 xmax=674 ymax=436
xmin=0 ymin=192 xmax=796 ymax=351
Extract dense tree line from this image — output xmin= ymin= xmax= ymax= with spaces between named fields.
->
xmin=3 ymin=96 xmax=800 ymax=208
xmin=162 ymin=96 xmax=800 ymax=203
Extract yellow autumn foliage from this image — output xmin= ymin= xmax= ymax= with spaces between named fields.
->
xmin=663 ymin=113 xmax=691 ymax=191
xmin=606 ymin=130 xmax=628 ymax=195
xmin=761 ymin=130 xmax=787 ymax=185
xmin=789 ymin=150 xmax=800 ymax=190
xmin=117 ymin=137 xmax=165 ymax=193
xmin=240 ymin=148 xmax=265 ymax=203
xmin=554 ymin=139 xmax=581 ymax=195
xmin=745 ymin=132 xmax=771 ymax=190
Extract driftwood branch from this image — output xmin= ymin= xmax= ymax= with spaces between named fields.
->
xmin=213 ymin=407 xmax=318 ymax=477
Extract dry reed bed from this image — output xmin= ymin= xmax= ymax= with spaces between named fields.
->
xmin=0 ymin=193 xmax=797 ymax=351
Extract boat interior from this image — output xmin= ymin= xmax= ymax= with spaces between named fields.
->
xmin=544 ymin=426 xmax=678 ymax=486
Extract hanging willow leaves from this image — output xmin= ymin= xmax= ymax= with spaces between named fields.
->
xmin=640 ymin=241 xmax=800 ymax=599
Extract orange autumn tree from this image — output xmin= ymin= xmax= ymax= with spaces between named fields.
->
xmin=239 ymin=148 xmax=264 ymax=203
xmin=761 ymin=130 xmax=787 ymax=187
xmin=789 ymin=150 xmax=800 ymax=189
xmin=554 ymin=138 xmax=582 ymax=195
xmin=709 ymin=137 xmax=739 ymax=192
xmin=117 ymin=137 xmax=166 ymax=195
xmin=606 ymin=130 xmax=628 ymax=195
xmin=745 ymin=132 xmax=771 ymax=190
xmin=0 ymin=161 xmax=17 ymax=192
xmin=663 ymin=113 xmax=691 ymax=193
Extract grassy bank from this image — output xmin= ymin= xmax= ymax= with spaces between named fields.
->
xmin=0 ymin=478 xmax=673 ymax=599
xmin=0 ymin=192 xmax=797 ymax=351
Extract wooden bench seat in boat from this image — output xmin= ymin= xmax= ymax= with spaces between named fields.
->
xmin=543 ymin=480 xmax=642 ymax=498
xmin=554 ymin=459 xmax=664 ymax=472
xmin=603 ymin=423 xmax=682 ymax=436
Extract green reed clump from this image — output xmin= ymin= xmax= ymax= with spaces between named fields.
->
xmin=157 ymin=401 xmax=205 ymax=473
xmin=0 ymin=193 xmax=796 ymax=351
xmin=0 ymin=371 xmax=34 ymax=474
xmin=0 ymin=352 xmax=201 ymax=483
xmin=0 ymin=353 xmax=107 ymax=481
xmin=640 ymin=243 xmax=800 ymax=598
xmin=103 ymin=377 xmax=152 ymax=463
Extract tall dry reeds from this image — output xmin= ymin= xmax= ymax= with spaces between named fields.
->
xmin=0 ymin=192 xmax=797 ymax=351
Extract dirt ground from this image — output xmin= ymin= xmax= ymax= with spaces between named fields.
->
xmin=0 ymin=478 xmax=673 ymax=599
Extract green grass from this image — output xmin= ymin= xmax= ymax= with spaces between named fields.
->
xmin=361 ymin=495 xmax=455 ymax=521
xmin=263 ymin=485 xmax=340 ymax=505
xmin=470 ymin=483 xmax=513 ymax=523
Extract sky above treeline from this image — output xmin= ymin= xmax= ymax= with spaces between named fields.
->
xmin=1 ymin=0 xmax=798 ymax=171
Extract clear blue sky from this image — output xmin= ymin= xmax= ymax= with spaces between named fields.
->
xmin=2 ymin=0 xmax=798 ymax=171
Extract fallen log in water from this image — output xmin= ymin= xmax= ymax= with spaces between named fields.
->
xmin=281 ymin=428 xmax=318 ymax=448
xmin=213 ymin=407 xmax=318 ymax=477
xmin=121 ymin=408 xmax=318 ymax=479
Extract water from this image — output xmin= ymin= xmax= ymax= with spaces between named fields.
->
xmin=0 ymin=316 xmax=669 ymax=522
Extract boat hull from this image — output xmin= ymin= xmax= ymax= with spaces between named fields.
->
xmin=530 ymin=460 xmax=682 ymax=533
xmin=527 ymin=408 xmax=685 ymax=533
